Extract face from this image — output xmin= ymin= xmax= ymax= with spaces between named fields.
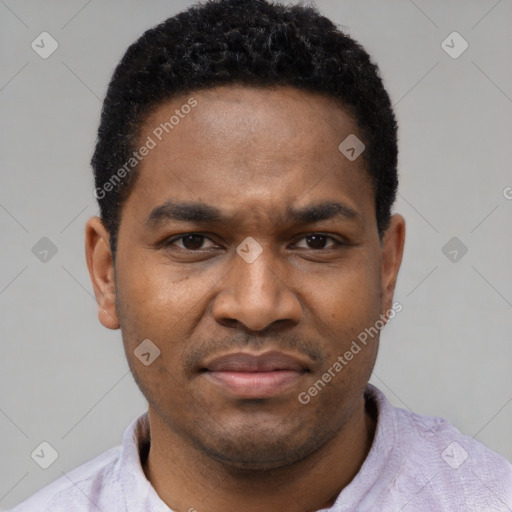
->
xmin=86 ymin=85 xmax=404 ymax=470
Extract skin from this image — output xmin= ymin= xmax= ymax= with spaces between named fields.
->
xmin=85 ymin=85 xmax=405 ymax=512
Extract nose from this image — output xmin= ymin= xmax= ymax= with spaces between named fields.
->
xmin=212 ymin=245 xmax=302 ymax=332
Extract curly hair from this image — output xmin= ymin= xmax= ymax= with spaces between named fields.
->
xmin=91 ymin=0 xmax=398 ymax=255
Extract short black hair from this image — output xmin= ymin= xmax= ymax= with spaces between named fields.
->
xmin=91 ymin=0 xmax=398 ymax=256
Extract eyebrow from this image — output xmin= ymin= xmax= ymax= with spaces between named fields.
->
xmin=286 ymin=201 xmax=359 ymax=224
xmin=144 ymin=200 xmax=360 ymax=228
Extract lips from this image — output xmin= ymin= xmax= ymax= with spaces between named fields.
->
xmin=202 ymin=351 xmax=309 ymax=399
xmin=205 ymin=351 xmax=307 ymax=372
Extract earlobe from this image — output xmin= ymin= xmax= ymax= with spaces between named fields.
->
xmin=85 ymin=216 xmax=120 ymax=330
xmin=380 ymin=214 xmax=406 ymax=315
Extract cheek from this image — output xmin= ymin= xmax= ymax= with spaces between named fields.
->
xmin=117 ymin=252 xmax=201 ymax=318
xmin=304 ymin=251 xmax=382 ymax=372
xmin=114 ymin=253 xmax=223 ymax=382
xmin=114 ymin=257 xmax=190 ymax=348
xmin=309 ymin=252 xmax=381 ymax=323
xmin=115 ymin=260 xmax=196 ymax=401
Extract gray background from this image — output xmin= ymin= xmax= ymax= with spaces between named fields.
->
xmin=1 ymin=0 xmax=511 ymax=508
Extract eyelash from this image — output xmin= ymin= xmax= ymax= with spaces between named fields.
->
xmin=163 ymin=232 xmax=345 ymax=252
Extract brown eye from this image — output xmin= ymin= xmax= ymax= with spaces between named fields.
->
xmin=166 ymin=233 xmax=217 ymax=251
xmin=295 ymin=234 xmax=340 ymax=250
xmin=180 ymin=234 xmax=206 ymax=250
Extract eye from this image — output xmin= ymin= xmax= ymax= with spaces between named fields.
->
xmin=165 ymin=233 xmax=218 ymax=251
xmin=293 ymin=233 xmax=342 ymax=250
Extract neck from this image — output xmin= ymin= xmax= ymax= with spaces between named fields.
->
xmin=143 ymin=394 xmax=377 ymax=512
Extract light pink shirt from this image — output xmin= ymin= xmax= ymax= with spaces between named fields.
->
xmin=10 ymin=384 xmax=512 ymax=511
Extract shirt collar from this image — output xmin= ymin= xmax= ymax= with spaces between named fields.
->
xmin=119 ymin=411 xmax=172 ymax=511
xmin=326 ymin=383 xmax=400 ymax=510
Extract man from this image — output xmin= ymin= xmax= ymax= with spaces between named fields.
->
xmin=11 ymin=0 xmax=512 ymax=510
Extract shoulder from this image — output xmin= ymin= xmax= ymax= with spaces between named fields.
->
xmin=384 ymin=393 xmax=512 ymax=509
xmin=394 ymin=402 xmax=511 ymax=470
xmin=8 ymin=412 xmax=151 ymax=512
xmin=8 ymin=446 xmax=123 ymax=512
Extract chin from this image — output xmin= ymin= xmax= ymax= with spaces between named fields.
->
xmin=190 ymin=421 xmax=330 ymax=472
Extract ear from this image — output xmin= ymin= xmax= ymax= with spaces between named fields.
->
xmin=380 ymin=214 xmax=405 ymax=315
xmin=85 ymin=216 xmax=120 ymax=330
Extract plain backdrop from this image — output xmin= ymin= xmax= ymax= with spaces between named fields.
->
xmin=1 ymin=0 xmax=511 ymax=508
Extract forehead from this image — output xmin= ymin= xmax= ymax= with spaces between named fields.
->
xmin=125 ymin=85 xmax=374 ymax=227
